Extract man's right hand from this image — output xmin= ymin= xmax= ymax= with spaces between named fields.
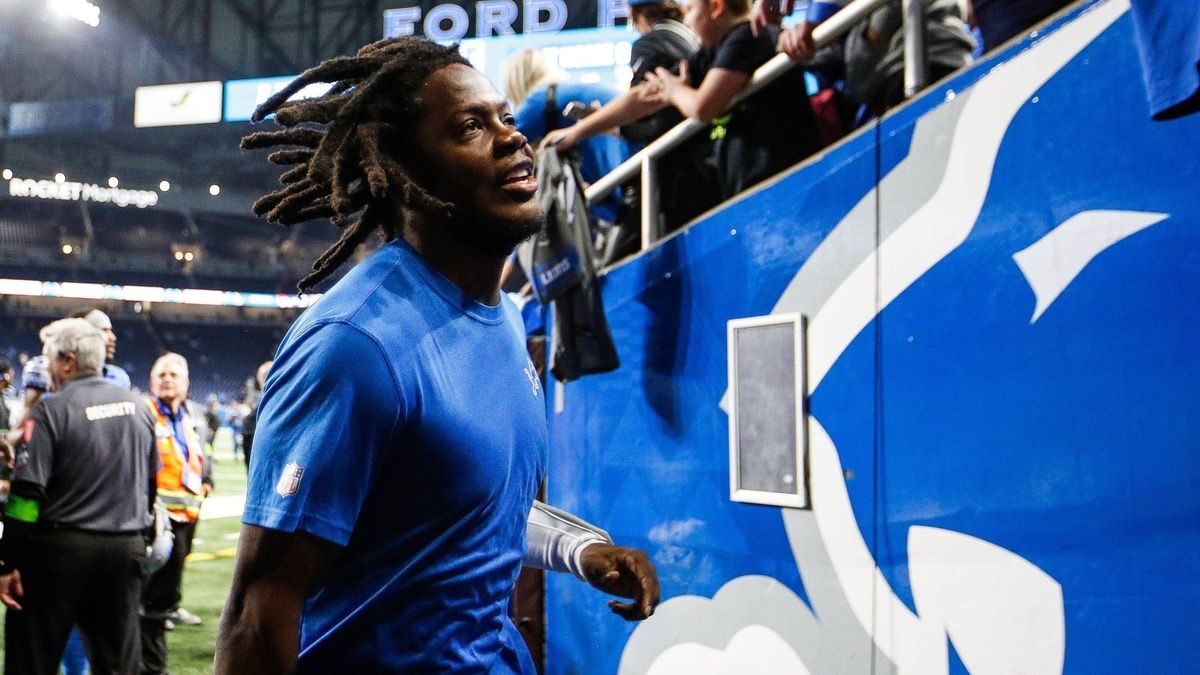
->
xmin=779 ymin=21 xmax=818 ymax=61
xmin=579 ymin=543 xmax=660 ymax=620
xmin=0 ymin=569 xmax=24 ymax=610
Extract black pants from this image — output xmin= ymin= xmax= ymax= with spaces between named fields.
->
xmin=4 ymin=529 xmax=144 ymax=675
xmin=140 ymin=519 xmax=196 ymax=674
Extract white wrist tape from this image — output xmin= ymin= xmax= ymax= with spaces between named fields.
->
xmin=524 ymin=500 xmax=612 ymax=581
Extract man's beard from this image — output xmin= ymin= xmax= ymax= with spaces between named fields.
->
xmin=451 ymin=209 xmax=545 ymax=257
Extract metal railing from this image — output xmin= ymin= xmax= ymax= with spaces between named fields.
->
xmin=583 ymin=0 xmax=927 ymax=251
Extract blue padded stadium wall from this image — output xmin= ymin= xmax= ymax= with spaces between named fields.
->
xmin=544 ymin=0 xmax=1200 ymax=672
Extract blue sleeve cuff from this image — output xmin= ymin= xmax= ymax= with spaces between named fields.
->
xmin=243 ymin=504 xmax=354 ymax=547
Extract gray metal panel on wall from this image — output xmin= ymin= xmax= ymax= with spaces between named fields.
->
xmin=727 ymin=313 xmax=808 ymax=509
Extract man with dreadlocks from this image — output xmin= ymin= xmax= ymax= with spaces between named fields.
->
xmin=214 ymin=37 xmax=659 ymax=673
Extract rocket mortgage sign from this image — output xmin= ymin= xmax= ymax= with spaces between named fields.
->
xmin=7 ymin=175 xmax=160 ymax=208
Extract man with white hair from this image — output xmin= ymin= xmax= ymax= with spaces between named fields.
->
xmin=10 ymin=308 xmax=129 ymax=446
xmin=141 ymin=352 xmax=212 ymax=674
xmin=0 ymin=318 xmax=158 ymax=674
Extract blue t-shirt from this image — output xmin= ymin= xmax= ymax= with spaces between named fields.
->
xmin=102 ymin=363 xmax=131 ymax=391
xmin=515 ymin=82 xmax=634 ymax=224
xmin=244 ymin=239 xmax=548 ymax=673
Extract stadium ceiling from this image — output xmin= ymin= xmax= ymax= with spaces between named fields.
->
xmin=0 ymin=0 xmax=387 ymax=216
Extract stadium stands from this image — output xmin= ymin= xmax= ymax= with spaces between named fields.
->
xmin=0 ymin=200 xmax=85 ymax=251
xmin=91 ymin=204 xmax=193 ymax=255
xmin=0 ymin=312 xmax=45 ymax=362
xmin=0 ymin=303 xmax=286 ymax=403
xmin=163 ymin=322 xmax=283 ymax=401
xmin=0 ymin=197 xmax=345 ymax=293
xmin=194 ymin=213 xmax=284 ymax=268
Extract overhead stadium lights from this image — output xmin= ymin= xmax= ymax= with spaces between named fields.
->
xmin=209 ymin=184 xmax=220 ymax=196
xmin=54 ymin=172 xmax=66 ymax=183
xmin=172 ymin=243 xmax=200 ymax=263
xmin=48 ymin=0 xmax=101 ymax=28
xmin=107 ymin=177 xmax=118 ymax=188
xmin=2 ymin=169 xmax=11 ymax=180
xmin=159 ymin=181 xmax=170 ymax=192
xmin=61 ymin=236 xmax=84 ymax=256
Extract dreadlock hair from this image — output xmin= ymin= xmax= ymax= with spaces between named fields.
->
xmin=240 ymin=37 xmax=471 ymax=293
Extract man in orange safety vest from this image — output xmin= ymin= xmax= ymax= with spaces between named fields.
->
xmin=141 ymin=353 xmax=212 ymax=674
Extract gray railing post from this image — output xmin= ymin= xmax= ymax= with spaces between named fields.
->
xmin=640 ymin=156 xmax=658 ymax=250
xmin=902 ymin=0 xmax=929 ymax=96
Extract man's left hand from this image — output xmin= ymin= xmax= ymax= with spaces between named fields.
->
xmin=643 ymin=61 xmax=690 ymax=107
xmin=542 ymin=126 xmax=582 ymax=150
xmin=579 ymin=543 xmax=660 ymax=621
xmin=0 ymin=570 xmax=24 ymax=611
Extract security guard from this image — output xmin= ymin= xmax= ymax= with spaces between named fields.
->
xmin=0 ymin=318 xmax=158 ymax=674
xmin=141 ymin=352 xmax=211 ymax=674
xmin=8 ymin=308 xmax=130 ymax=451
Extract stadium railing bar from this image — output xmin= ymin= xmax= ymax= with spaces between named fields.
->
xmin=583 ymin=0 xmax=921 ymax=251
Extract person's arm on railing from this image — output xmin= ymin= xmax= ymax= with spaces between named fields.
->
xmin=642 ymin=61 xmax=751 ymax=124
xmin=585 ymin=0 xmax=891 ymax=207
xmin=779 ymin=0 xmax=851 ymax=60
xmin=751 ymin=0 xmax=797 ymax=35
xmin=542 ymin=86 xmax=668 ymax=150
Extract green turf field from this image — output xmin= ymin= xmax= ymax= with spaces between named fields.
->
xmin=0 ymin=453 xmax=248 ymax=674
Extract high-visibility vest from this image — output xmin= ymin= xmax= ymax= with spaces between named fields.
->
xmin=148 ymin=398 xmax=206 ymax=523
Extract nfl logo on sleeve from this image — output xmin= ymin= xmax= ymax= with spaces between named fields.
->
xmin=276 ymin=462 xmax=305 ymax=497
